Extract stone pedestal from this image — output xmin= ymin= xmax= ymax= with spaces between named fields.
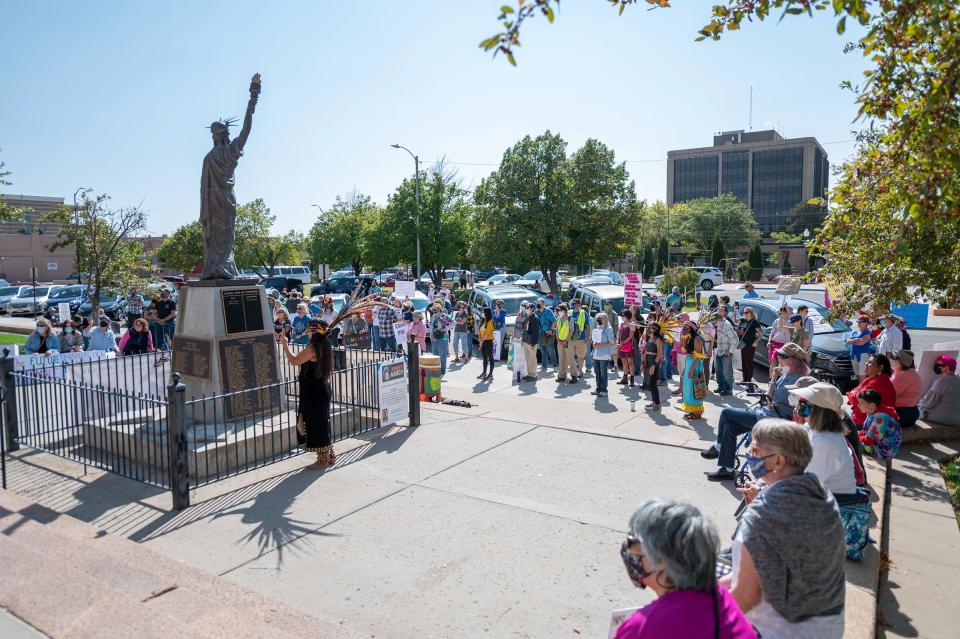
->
xmin=173 ymin=282 xmax=283 ymax=421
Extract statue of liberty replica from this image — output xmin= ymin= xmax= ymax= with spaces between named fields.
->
xmin=200 ymin=73 xmax=261 ymax=279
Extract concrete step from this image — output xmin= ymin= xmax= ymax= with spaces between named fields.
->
xmin=0 ymin=489 xmax=359 ymax=639
xmin=901 ymin=419 xmax=960 ymax=445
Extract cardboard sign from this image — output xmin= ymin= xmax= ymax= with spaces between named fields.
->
xmin=804 ymin=307 xmax=836 ymax=335
xmin=493 ymin=328 xmax=503 ymax=361
xmin=377 ymin=357 xmax=408 ymax=426
xmin=775 ymin=276 xmax=803 ymax=296
xmin=14 ymin=350 xmax=113 ymax=384
xmin=393 ymin=280 xmax=415 ymax=297
xmin=58 ymin=302 xmax=71 ymax=320
xmin=624 ymin=273 xmax=643 ymax=306
xmin=393 ymin=321 xmax=409 ymax=348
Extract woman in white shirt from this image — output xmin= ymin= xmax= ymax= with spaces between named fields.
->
xmin=788 ymin=382 xmax=870 ymax=560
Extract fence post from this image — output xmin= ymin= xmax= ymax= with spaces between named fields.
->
xmin=407 ymin=340 xmax=420 ymax=427
xmin=167 ymin=372 xmax=190 ymax=510
xmin=0 ymin=349 xmax=19 ymax=453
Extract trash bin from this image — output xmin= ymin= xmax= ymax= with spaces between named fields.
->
xmin=420 ymin=353 xmax=442 ymax=401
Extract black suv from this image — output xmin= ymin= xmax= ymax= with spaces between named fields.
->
xmin=737 ymin=298 xmax=858 ymax=390
xmin=313 ymin=275 xmax=375 ymax=296
xmin=260 ymin=276 xmax=303 ymax=293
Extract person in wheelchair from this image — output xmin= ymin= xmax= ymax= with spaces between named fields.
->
xmin=701 ymin=343 xmax=812 ymax=481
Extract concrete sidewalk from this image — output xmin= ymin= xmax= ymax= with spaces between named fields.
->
xmin=878 ymin=441 xmax=960 ymax=638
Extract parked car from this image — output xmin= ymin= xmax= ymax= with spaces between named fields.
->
xmin=313 ymin=275 xmax=374 ymax=296
xmin=473 ymin=268 xmax=504 ymax=282
xmin=0 ymin=285 xmax=30 ymax=314
xmin=516 ymin=270 xmax=552 ymax=292
xmin=0 ymin=279 xmax=8 ymax=288
xmin=6 ymin=285 xmax=64 ymax=316
xmin=476 ymin=273 xmax=521 ymax=288
xmin=571 ymin=284 xmax=651 ymax=316
xmin=653 ymin=266 xmax=724 ymax=291
xmin=466 ymin=284 xmax=541 ymax=358
xmin=260 ymin=276 xmax=304 ymax=293
xmin=78 ymin=289 xmax=127 ymax=320
xmin=146 ymin=281 xmax=179 ymax=301
xmin=42 ymin=284 xmax=91 ymax=318
xmin=419 ymin=269 xmax=467 ymax=289
xmin=737 ymin=298 xmax=858 ymax=390
xmin=567 ymin=270 xmax=624 ymax=295
xmin=388 ymin=290 xmax=431 ymax=314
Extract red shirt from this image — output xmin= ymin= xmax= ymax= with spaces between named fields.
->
xmin=847 ymin=374 xmax=897 ymax=426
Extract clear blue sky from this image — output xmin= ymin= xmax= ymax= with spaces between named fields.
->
xmin=1 ymin=1 xmax=868 ymax=236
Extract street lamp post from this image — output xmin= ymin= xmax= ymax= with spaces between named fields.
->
xmin=803 ymin=228 xmax=811 ymax=273
xmin=390 ymin=144 xmax=421 ymax=282
xmin=72 ymin=187 xmax=85 ymax=284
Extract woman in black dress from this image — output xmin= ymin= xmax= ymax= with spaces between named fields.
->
xmin=279 ymin=317 xmax=336 ymax=467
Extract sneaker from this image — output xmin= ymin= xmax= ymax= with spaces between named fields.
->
xmin=590 ymin=390 xmax=599 ymax=396
xmin=598 ymin=392 xmax=608 ymax=397
xmin=700 ymin=447 xmax=720 ymax=459
xmin=555 ymin=376 xmax=567 ymax=383
xmin=476 ymin=373 xmax=486 ymax=379
xmin=569 ymin=377 xmax=578 ymax=384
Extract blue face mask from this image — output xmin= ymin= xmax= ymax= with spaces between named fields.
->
xmin=745 ymin=453 xmax=775 ymax=479
xmin=796 ymin=403 xmax=812 ymax=418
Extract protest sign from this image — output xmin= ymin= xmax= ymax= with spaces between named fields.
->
xmin=393 ymin=321 xmax=409 ymax=347
xmin=624 ymin=273 xmax=643 ymax=306
xmin=14 ymin=350 xmax=113 ymax=384
xmin=775 ymin=276 xmax=803 ymax=296
xmin=58 ymin=302 xmax=71 ymax=321
xmin=377 ymin=357 xmax=408 ymax=426
xmin=393 ymin=280 xmax=415 ymax=297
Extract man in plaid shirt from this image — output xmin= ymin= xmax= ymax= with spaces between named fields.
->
xmin=375 ymin=300 xmax=400 ymax=352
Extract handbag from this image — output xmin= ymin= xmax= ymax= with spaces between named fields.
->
xmin=693 ymin=370 xmax=708 ymax=400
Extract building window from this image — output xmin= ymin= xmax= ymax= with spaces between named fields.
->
xmin=721 ymin=151 xmax=749 ymax=203
xmin=673 ymin=155 xmax=719 ymax=203
xmin=751 ymin=147 xmax=803 ymax=234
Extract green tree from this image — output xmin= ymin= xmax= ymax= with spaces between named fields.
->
xmin=641 ymin=244 xmax=655 ymax=279
xmin=378 ymin=163 xmax=473 ymax=283
xmin=674 ymin=194 xmax=760 ymax=257
xmin=657 ymin=237 xmax=669 ymax=274
xmin=47 ymin=192 xmax=150 ymax=318
xmin=474 ymin=131 xmax=639 ymax=292
xmin=770 ymin=231 xmax=803 ymax=244
xmin=781 ymin=254 xmax=793 ymax=275
xmin=784 ymin=201 xmax=827 ymax=237
xmin=155 ymin=222 xmax=203 ymax=273
xmin=710 ymin=233 xmax=725 ymax=268
xmin=307 ymin=193 xmax=380 ymax=277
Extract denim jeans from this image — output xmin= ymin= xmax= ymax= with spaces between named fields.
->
xmin=716 ymin=407 xmax=760 ymax=469
xmin=715 ymin=354 xmax=734 ymax=393
xmin=594 ymin=360 xmax=609 ymax=393
xmin=660 ymin=355 xmax=672 ymax=380
xmin=161 ymin=321 xmax=175 ymax=351
xmin=538 ymin=335 xmax=558 ymax=368
xmin=431 ymin=338 xmax=449 ymax=375
xmin=381 ymin=334 xmax=397 ymax=353
xmin=586 ymin=340 xmax=594 ymax=372
xmin=454 ymin=331 xmax=472 ymax=357
xmin=371 ymin=325 xmax=382 ymax=351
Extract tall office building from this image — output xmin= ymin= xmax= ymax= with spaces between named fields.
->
xmin=666 ymin=130 xmax=829 ymax=234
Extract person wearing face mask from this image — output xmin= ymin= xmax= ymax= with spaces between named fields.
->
xmin=589 ymin=312 xmax=615 ymax=397
xmin=788 ymin=382 xmax=870 ymax=560
xmin=25 ymin=318 xmax=61 ymax=355
xmin=917 ymin=355 xmax=960 ymax=426
xmin=59 ymin=319 xmax=84 ymax=352
xmin=86 ymin=318 xmax=119 ymax=353
xmin=616 ymin=498 xmax=756 ymax=639
xmin=725 ymin=419 xmax=847 ymax=638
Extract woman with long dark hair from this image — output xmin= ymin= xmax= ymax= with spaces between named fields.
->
xmin=477 ymin=306 xmax=496 ymax=381
xmin=280 ymin=317 xmax=336 ymax=467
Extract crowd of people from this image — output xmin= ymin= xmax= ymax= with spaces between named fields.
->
xmin=22 ymin=286 xmax=177 ymax=360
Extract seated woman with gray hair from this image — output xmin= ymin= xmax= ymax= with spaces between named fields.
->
xmin=724 ymin=419 xmax=846 ymax=638
xmin=616 ymin=498 xmax=755 ymax=638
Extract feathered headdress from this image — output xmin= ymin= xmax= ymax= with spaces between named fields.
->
xmin=646 ymin=306 xmax=682 ymax=344
xmin=324 ymin=286 xmax=394 ymax=332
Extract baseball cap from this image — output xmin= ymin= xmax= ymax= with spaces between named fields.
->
xmin=787 ymin=382 xmax=845 ymax=415
xmin=789 ymin=314 xmax=803 ymax=323
xmin=935 ymin=354 xmax=957 ymax=372
xmin=889 ymin=350 xmax=914 ymax=368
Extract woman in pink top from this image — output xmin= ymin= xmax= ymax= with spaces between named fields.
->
xmin=889 ymin=350 xmax=921 ymax=428
xmin=616 ymin=499 xmax=756 ymax=639
xmin=408 ymin=311 xmax=427 ymax=354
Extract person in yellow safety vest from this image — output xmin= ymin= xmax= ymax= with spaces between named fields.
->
xmin=555 ymin=303 xmax=573 ymax=382
xmin=566 ymin=298 xmax=589 ymax=383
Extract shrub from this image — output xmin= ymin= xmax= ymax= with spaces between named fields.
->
xmin=656 ymin=266 xmax=700 ymax=297
xmin=782 ymin=255 xmax=793 ymax=276
xmin=736 ymin=261 xmax=752 ymax=282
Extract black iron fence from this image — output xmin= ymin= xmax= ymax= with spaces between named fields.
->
xmin=1 ymin=342 xmax=419 ymax=510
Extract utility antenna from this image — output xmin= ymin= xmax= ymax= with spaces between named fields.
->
xmin=749 ymin=87 xmax=753 ymax=131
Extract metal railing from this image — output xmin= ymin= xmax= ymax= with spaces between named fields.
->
xmin=1 ymin=343 xmax=416 ymax=510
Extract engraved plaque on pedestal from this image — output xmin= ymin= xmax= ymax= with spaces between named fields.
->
xmin=172 ymin=337 xmax=212 ymax=379
xmin=221 ymin=288 xmax=265 ymax=335
xmin=217 ymin=333 xmax=280 ymax=420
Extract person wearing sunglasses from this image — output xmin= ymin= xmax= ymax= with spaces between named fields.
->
xmin=615 ymin=498 xmax=755 ymax=639
xmin=726 ymin=419 xmax=846 ymax=638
